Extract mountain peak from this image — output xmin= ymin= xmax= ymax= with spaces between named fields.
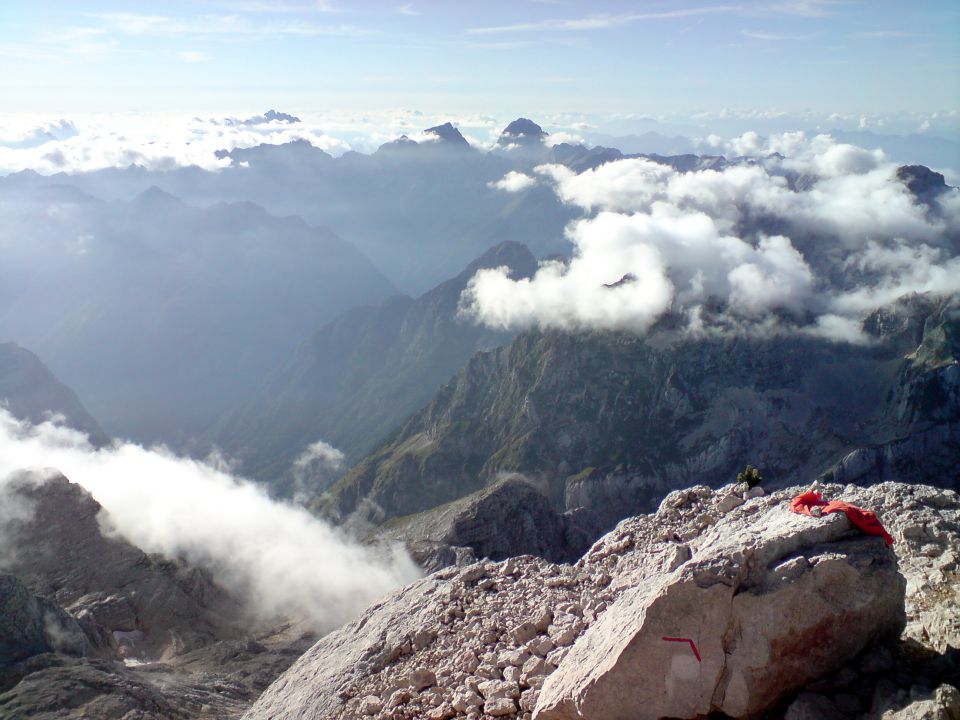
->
xmin=132 ymin=185 xmax=183 ymax=208
xmin=424 ymin=122 xmax=470 ymax=147
xmin=500 ymin=118 xmax=547 ymax=140
xmin=462 ymin=241 xmax=537 ymax=281
xmin=897 ymin=164 xmax=950 ymax=203
xmin=236 ymin=109 xmax=301 ymax=126
xmin=263 ymin=109 xmax=300 ymax=124
xmin=375 ymin=134 xmax=420 ymax=153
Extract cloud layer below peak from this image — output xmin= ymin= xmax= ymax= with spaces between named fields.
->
xmin=461 ymin=132 xmax=960 ymax=341
xmin=0 ymin=410 xmax=419 ymax=632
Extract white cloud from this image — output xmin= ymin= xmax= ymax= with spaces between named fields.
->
xmin=544 ymin=130 xmax=586 ymax=147
xmin=488 ymin=170 xmax=537 ymax=192
xmin=467 ymin=7 xmax=742 ymax=34
xmin=94 ymin=12 xmax=370 ymax=38
xmin=175 ymin=50 xmax=211 ymax=62
xmin=461 ymin=133 xmax=960 ymax=340
xmin=291 ymin=439 xmax=346 ymax=500
xmin=293 ymin=439 xmax=345 ymax=471
xmin=0 ymin=410 xmax=419 ymax=632
xmin=0 ymin=113 xmax=356 ymax=174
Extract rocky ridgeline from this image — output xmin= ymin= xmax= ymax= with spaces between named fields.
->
xmin=245 ymin=482 xmax=960 ymax=720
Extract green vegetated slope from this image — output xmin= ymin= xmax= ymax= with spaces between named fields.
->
xmin=325 ymin=294 xmax=959 ymax=529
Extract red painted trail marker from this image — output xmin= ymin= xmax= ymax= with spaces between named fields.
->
xmin=662 ymin=636 xmax=702 ymax=662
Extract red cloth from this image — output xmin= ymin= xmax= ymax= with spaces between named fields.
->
xmin=790 ymin=490 xmax=894 ymax=547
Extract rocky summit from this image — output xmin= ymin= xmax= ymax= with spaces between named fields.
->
xmin=243 ymin=481 xmax=960 ymax=720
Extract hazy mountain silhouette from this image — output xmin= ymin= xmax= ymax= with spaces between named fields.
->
xmin=0 ymin=184 xmax=397 ymax=445
xmin=0 ymin=342 xmax=107 ymax=444
xmin=0 ymin=118 xmax=582 ymax=294
xmin=206 ymin=241 xmax=537 ymax=494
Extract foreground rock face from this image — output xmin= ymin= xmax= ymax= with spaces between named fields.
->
xmin=535 ymin=511 xmax=903 ymax=719
xmin=243 ymin=482 xmax=957 ymax=720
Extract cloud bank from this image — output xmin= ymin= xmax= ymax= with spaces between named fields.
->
xmin=0 ymin=410 xmax=420 ymax=632
xmin=0 ymin=110 xmax=505 ymax=175
xmin=488 ymin=170 xmax=537 ymax=192
xmin=462 ymin=132 xmax=960 ymax=340
xmin=3 ymin=109 xmax=956 ymax=178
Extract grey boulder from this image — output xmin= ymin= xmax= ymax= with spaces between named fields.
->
xmin=534 ymin=506 xmax=905 ymax=719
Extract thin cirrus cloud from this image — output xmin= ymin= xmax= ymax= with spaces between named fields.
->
xmin=175 ymin=50 xmax=211 ymax=62
xmin=857 ymin=30 xmax=918 ymax=39
xmin=740 ymin=29 xmax=811 ymax=41
xmin=767 ymin=0 xmax=847 ymax=17
xmin=467 ymin=6 xmax=743 ymax=34
xmin=91 ymin=11 xmax=372 ymax=37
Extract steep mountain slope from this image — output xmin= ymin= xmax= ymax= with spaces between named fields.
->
xmin=0 ymin=185 xmax=397 ymax=445
xmin=0 ymin=343 xmax=107 ymax=443
xmin=206 ymin=242 xmax=536 ymax=493
xmin=325 ymin=294 xmax=959 ymax=530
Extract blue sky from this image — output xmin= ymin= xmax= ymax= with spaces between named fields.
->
xmin=1 ymin=0 xmax=957 ymax=116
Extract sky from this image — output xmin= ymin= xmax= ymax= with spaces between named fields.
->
xmin=1 ymin=0 xmax=958 ymax=117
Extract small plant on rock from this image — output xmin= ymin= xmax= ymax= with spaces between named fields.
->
xmin=737 ymin=464 xmax=763 ymax=488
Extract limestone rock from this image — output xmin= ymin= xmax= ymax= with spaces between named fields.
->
xmin=880 ymin=684 xmax=960 ymax=720
xmin=382 ymin=476 xmax=598 ymax=565
xmin=244 ymin=482 xmax=957 ymax=720
xmin=0 ymin=574 xmax=88 ymax=669
xmin=0 ymin=473 xmax=316 ymax=718
xmin=784 ymin=692 xmax=847 ymax=720
xmin=533 ymin=506 xmax=905 ymax=719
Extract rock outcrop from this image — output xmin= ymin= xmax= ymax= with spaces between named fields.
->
xmin=0 ymin=574 xmax=88 ymax=674
xmin=244 ymin=482 xmax=958 ymax=720
xmin=534 ymin=510 xmax=903 ymax=719
xmin=382 ymin=476 xmax=602 ymax=570
xmin=0 ymin=473 xmax=245 ymax=660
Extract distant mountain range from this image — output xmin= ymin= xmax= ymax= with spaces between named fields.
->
xmin=2 ymin=114 xmax=957 ymax=473
xmin=0 ymin=118 xmax=584 ymax=295
xmin=0 ymin=185 xmax=396 ymax=445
